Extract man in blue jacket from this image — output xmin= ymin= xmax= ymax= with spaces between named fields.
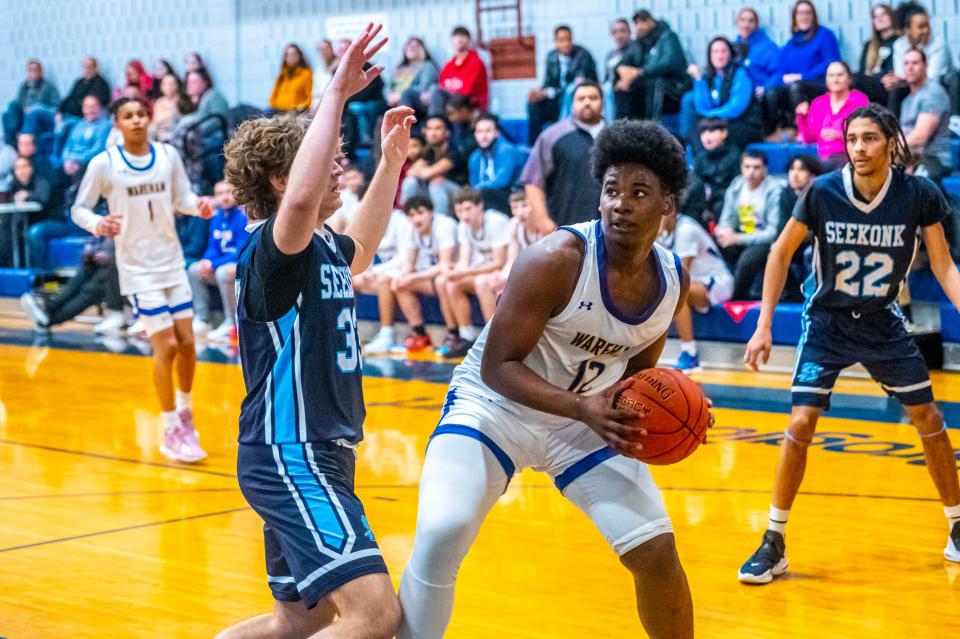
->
xmin=733 ymin=8 xmax=779 ymax=89
xmin=59 ymin=96 xmax=111 ymax=179
xmin=468 ymin=114 xmax=528 ymax=213
xmin=527 ymin=24 xmax=598 ymax=144
xmin=187 ymin=180 xmax=249 ymax=341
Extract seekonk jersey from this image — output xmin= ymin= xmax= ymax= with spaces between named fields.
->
xmin=72 ymin=143 xmax=198 ymax=295
xmin=450 ymin=219 xmax=682 ymax=428
xmin=795 ymin=165 xmax=949 ymax=314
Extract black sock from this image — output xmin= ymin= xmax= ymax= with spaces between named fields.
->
xmin=447 ymin=328 xmax=458 ymax=339
xmin=412 ymin=325 xmax=426 ymax=336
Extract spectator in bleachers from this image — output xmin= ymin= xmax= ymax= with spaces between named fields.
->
xmin=187 ymin=181 xmax=248 ymax=341
xmin=0 ymin=137 xmax=16 ymax=194
xmin=269 ymin=44 xmax=313 ymax=113
xmin=59 ymin=57 xmax=111 ymax=120
xmin=392 ymin=195 xmax=459 ymax=353
xmin=692 ymin=118 xmax=741 ymax=228
xmin=683 ymin=36 xmax=761 ymax=149
xmin=17 ymin=133 xmax=54 ymax=182
xmin=176 ymin=212 xmax=210 ymax=267
xmin=468 ymin=113 xmax=527 ymax=213
xmin=887 ymin=3 xmax=957 ymax=115
xmin=526 ymin=25 xmax=599 ymax=144
xmin=615 ymin=10 xmax=688 ymax=120
xmin=657 ymin=206 xmax=733 ymax=372
xmin=13 ymin=156 xmax=63 ymax=269
xmin=150 ymin=74 xmax=194 ymax=143
xmin=183 ymin=52 xmax=208 ymax=75
xmin=387 ymin=37 xmax=438 ymax=118
xmin=2 ymin=59 xmax=61 ymax=146
xmin=175 ymin=68 xmax=229 ymax=183
xmin=854 ymin=4 xmax=900 ymax=105
xmin=395 ymin=133 xmax=423 ymax=208
xmin=20 ymin=237 xmax=123 ymax=331
xmin=760 ymin=1 xmax=840 ymax=135
xmin=445 ymin=93 xmax=479 ymax=159
xmin=401 ymin=115 xmax=468 ymax=215
xmin=327 ymin=165 xmax=365 ymax=233
xmin=901 ymin=48 xmax=953 ymax=182
xmin=430 ymin=26 xmax=489 ymax=115
xmin=602 ymin=19 xmax=633 ymax=122
xmin=435 ymin=186 xmax=512 ymax=358
xmin=147 ymin=60 xmax=176 ymax=102
xmin=112 ymin=60 xmax=154 ymax=105
xmin=521 ymin=81 xmax=604 ymax=227
xmin=779 ymin=154 xmax=823 ymax=233
xmin=59 ymin=95 xmax=110 ymax=179
xmin=733 ymin=8 xmax=779 ymax=90
xmin=310 ymin=39 xmax=338 ymax=112
xmin=796 ymin=61 xmax=869 ymax=166
xmin=337 ymin=37 xmax=387 ymax=147
xmin=715 ymin=149 xmax=784 ymax=301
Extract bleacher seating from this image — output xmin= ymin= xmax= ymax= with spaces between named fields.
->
xmin=746 ymin=142 xmax=818 ymax=174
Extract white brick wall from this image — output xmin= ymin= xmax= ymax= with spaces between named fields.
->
xmin=4 ymin=0 xmax=960 ymax=119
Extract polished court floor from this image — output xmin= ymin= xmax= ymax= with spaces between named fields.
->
xmin=2 ymin=321 xmax=960 ymax=637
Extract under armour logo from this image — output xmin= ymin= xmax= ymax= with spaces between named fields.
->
xmin=578 ymin=301 xmax=593 ymax=311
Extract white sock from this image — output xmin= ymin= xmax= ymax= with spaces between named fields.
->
xmin=378 ymin=326 xmax=394 ymax=340
xmin=459 ymin=326 xmax=480 ymax=341
xmin=768 ymin=505 xmax=790 ymax=535
xmin=680 ymin=340 xmax=697 ymax=356
xmin=162 ymin=411 xmax=181 ymax=433
xmin=176 ymin=390 xmax=192 ymax=413
xmin=945 ymin=504 xmax=960 ymax=530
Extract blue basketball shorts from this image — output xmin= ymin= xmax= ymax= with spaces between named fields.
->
xmin=237 ymin=441 xmax=387 ymax=609
xmin=791 ymin=305 xmax=933 ymax=409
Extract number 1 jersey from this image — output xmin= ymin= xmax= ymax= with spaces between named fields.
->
xmin=236 ymin=217 xmax=364 ymax=446
xmin=795 ymin=165 xmax=949 ymax=314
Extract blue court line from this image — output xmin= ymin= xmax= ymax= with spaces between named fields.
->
xmin=6 ymin=327 xmax=960 ymax=427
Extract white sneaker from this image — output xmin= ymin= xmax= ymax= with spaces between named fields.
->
xmin=193 ymin=318 xmax=213 ymax=334
xmin=947 ymin=521 xmax=960 ymax=562
xmin=207 ymin=321 xmax=236 ymax=342
xmin=94 ymin=310 xmax=127 ymax=335
xmin=364 ymin=329 xmax=395 ymax=354
xmin=126 ymin=319 xmax=147 ymax=339
xmin=20 ymin=293 xmax=49 ymax=329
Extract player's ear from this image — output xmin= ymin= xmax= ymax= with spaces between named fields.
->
xmin=268 ymin=175 xmax=288 ymax=196
xmin=662 ymin=194 xmax=676 ymax=217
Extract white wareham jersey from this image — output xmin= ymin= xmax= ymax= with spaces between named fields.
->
xmin=72 ymin=143 xmax=199 ymax=295
xmin=451 ymin=219 xmax=683 ymax=427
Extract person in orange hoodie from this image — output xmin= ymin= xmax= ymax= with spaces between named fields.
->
xmin=269 ymin=44 xmax=313 ymax=113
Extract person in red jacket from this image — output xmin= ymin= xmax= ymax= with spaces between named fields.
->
xmin=429 ymin=26 xmax=489 ymax=116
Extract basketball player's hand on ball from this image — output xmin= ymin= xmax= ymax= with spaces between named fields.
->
xmin=380 ymin=106 xmax=417 ymax=169
xmin=574 ymin=377 xmax=648 ymax=459
xmin=196 ymin=196 xmax=214 ymax=219
xmin=329 ymin=23 xmax=388 ymax=99
xmin=743 ymin=327 xmax=773 ymax=371
xmin=95 ymin=216 xmax=122 ymax=237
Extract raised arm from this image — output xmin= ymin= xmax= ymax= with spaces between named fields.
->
xmin=274 ymin=24 xmax=387 ymax=255
xmin=345 ymin=106 xmax=416 ymax=274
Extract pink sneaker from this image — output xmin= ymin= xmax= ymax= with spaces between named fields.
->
xmin=176 ymin=409 xmax=208 ymax=463
xmin=160 ymin=427 xmax=188 ymax=462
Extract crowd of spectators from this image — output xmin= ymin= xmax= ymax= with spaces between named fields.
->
xmin=6 ymin=1 xmax=960 ymax=365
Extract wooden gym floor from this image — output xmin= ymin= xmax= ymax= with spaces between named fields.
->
xmin=1 ymin=319 xmax=959 ymax=637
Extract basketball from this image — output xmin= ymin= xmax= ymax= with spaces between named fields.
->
xmin=614 ymin=367 xmax=710 ymax=465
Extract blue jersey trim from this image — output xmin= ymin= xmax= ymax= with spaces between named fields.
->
xmin=170 ymin=301 xmax=193 ymax=314
xmin=137 ymin=305 xmax=170 ymax=316
xmin=559 ymin=225 xmax=587 ymax=243
xmin=673 ymin=252 xmax=683 ymax=283
xmin=117 ymin=143 xmax=156 ymax=172
xmin=431 ymin=424 xmax=516 ymax=479
xmin=440 ymin=388 xmax=457 ymax=421
xmin=596 ymin=221 xmax=667 ymax=325
xmin=554 ymin=447 xmax=616 ymax=492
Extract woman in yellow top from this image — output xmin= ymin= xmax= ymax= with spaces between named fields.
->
xmin=269 ymin=44 xmax=313 ymax=112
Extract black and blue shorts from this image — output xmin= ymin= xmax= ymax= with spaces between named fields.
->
xmin=791 ymin=306 xmax=933 ymax=409
xmin=237 ymin=441 xmax=387 ymax=609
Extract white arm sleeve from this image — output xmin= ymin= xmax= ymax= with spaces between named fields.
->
xmin=167 ymin=145 xmax=199 ymax=215
xmin=71 ymin=155 xmax=109 ymax=234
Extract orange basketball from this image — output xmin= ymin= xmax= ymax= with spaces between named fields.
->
xmin=614 ymin=367 xmax=710 ymax=465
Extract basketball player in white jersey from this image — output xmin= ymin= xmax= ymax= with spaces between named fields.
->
xmin=657 ymin=207 xmax=733 ymax=371
xmin=398 ymin=120 xmax=700 ymax=639
xmin=72 ymin=96 xmax=212 ymax=463
xmin=391 ymin=195 xmax=459 ymax=353
xmin=474 ymin=189 xmax=556 ymax=320
xmin=435 ymin=186 xmax=512 ymax=358
xmin=353 ymin=207 xmax=412 ymax=353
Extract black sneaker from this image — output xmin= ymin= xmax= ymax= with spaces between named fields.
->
xmin=442 ymin=336 xmax=473 ymax=359
xmin=738 ymin=530 xmax=788 ymax=584
xmin=946 ymin=520 xmax=960 ymax=562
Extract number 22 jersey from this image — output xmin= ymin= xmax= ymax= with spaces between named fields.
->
xmin=795 ymin=165 xmax=949 ymax=314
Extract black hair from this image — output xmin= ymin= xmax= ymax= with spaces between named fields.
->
xmin=554 ymin=24 xmax=572 ymax=37
xmin=476 ymin=113 xmax=500 ymax=129
xmin=698 ymin=117 xmax=728 ymax=133
xmin=898 ymin=2 xmax=928 ymax=30
xmin=591 ymin=120 xmax=687 ymax=197
xmin=445 ymin=93 xmax=473 ymax=112
xmin=705 ymin=36 xmax=736 ymax=85
xmin=410 ymin=133 xmax=426 ymax=146
xmin=906 ymin=46 xmax=928 ymax=64
xmin=425 ymin=114 xmax=452 ymax=131
xmin=109 ymin=95 xmax=147 ymax=116
xmin=403 ymin=195 xmax=434 ymax=214
xmin=573 ymin=80 xmax=602 ymax=99
xmin=187 ymin=67 xmax=213 ymax=89
xmin=632 ymin=9 xmax=654 ymax=23
xmin=787 ymin=154 xmax=824 ymax=176
xmin=742 ymin=148 xmax=768 ymax=166
xmin=842 ymin=103 xmax=913 ymax=169
xmin=451 ymin=26 xmax=471 ymax=38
